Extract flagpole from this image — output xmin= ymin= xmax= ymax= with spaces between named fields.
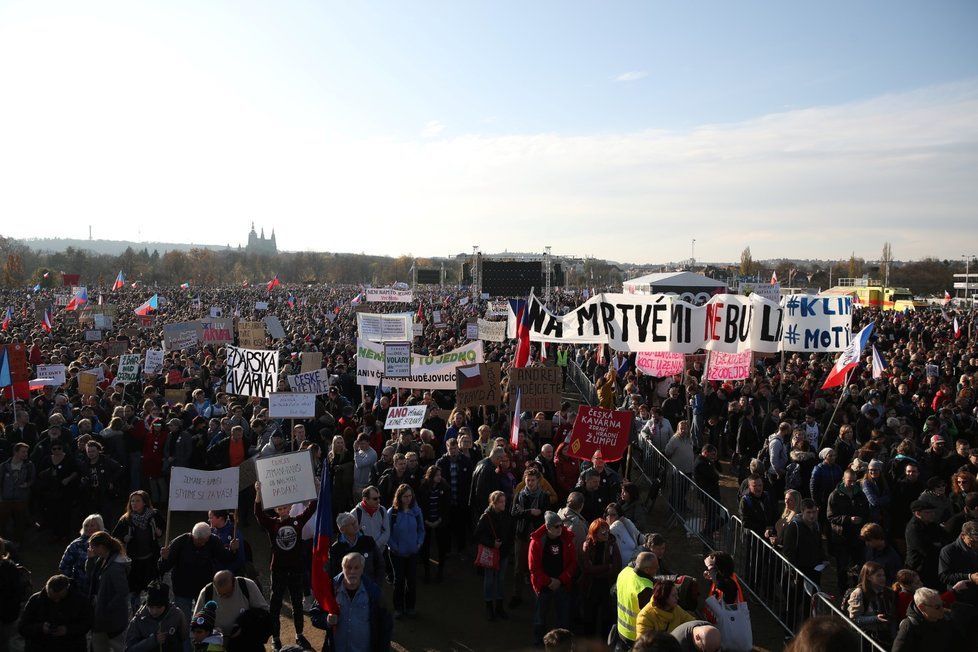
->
xmin=821 ymin=368 xmax=852 ymax=449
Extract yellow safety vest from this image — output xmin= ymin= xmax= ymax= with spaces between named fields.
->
xmin=616 ymin=566 xmax=655 ymax=642
xmin=556 ymin=349 xmax=569 ymax=367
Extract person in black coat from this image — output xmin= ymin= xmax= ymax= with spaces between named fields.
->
xmin=826 ymin=468 xmax=871 ymax=591
xmin=738 ymin=474 xmax=776 ymax=538
xmin=938 ymin=521 xmax=978 ymax=590
xmin=329 ymin=512 xmax=382 ymax=583
xmin=893 ymin=587 xmax=955 ymax=652
xmin=474 ymin=490 xmax=515 ymax=621
xmin=436 ymin=438 xmax=475 ymax=555
xmin=18 ymin=574 xmax=93 ymax=652
xmin=781 ymin=499 xmax=826 ymax=581
xmin=905 ymin=501 xmax=950 ymax=589
xmin=693 ymin=445 xmax=722 ymax=503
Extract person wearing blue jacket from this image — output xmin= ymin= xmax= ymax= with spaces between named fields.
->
xmin=387 ymin=483 xmax=425 ymax=619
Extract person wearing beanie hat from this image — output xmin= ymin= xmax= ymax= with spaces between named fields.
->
xmin=528 ymin=510 xmax=578 ymax=646
xmin=190 ymin=601 xmax=224 ymax=652
xmin=125 ymin=582 xmax=188 ymax=652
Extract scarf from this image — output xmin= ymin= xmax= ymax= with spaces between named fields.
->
xmin=360 ymin=499 xmax=379 ymax=517
xmin=130 ymin=508 xmax=155 ymax=530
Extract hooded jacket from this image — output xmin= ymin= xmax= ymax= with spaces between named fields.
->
xmin=125 ymin=603 xmax=188 ymax=652
xmin=19 ymin=585 xmax=93 ymax=652
xmin=386 ymin=504 xmax=425 ymax=557
xmin=827 ymin=482 xmax=871 ymax=543
xmin=528 ymin=524 xmax=578 ymax=594
xmin=91 ymin=552 xmax=131 ymax=635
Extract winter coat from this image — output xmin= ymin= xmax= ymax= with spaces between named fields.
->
xmin=528 ymin=524 xmax=577 ymax=594
xmin=810 ymin=462 xmax=843 ymax=508
xmin=664 ymin=434 xmax=694 ymax=474
xmin=125 ymin=603 xmax=188 ymax=652
xmin=19 ymin=586 xmax=93 ymax=652
xmin=862 ymin=477 xmax=893 ymax=524
xmin=59 ymin=536 xmax=94 ymax=595
xmin=474 ymin=508 xmax=515 ymax=560
xmin=939 ymin=537 xmax=978 ymax=589
xmin=826 ymin=483 xmax=871 ymax=545
xmin=905 ymin=517 xmax=948 ymax=589
xmin=159 ymin=532 xmax=234 ymax=599
xmin=579 ymin=537 xmax=621 ymax=598
xmin=635 ymin=598 xmax=695 ymax=637
xmin=512 ymin=486 xmax=551 ymax=540
xmin=386 ymin=504 xmax=425 ymax=557
xmin=893 ymin=601 xmax=955 ymax=652
xmin=91 ymin=552 xmax=131 ymax=635
xmin=781 ymin=515 xmax=824 ymax=576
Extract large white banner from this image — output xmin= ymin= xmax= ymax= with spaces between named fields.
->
xmin=225 ymin=346 xmax=279 ymax=398
xmin=781 ymin=294 xmax=854 ymax=352
xmin=357 ymin=312 xmax=414 ymax=342
xmin=169 ymin=466 xmax=240 ymax=511
xmin=256 ymin=451 xmax=316 ymax=509
xmin=356 ymin=338 xmax=484 ymax=389
xmin=366 ymin=288 xmax=414 ymax=303
xmin=478 ymin=319 xmax=507 ymax=342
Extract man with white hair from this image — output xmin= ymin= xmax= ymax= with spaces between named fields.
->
xmin=893 ymin=586 xmax=954 ymax=649
xmin=324 ymin=552 xmax=390 ymax=651
xmin=329 ymin=511 xmax=382 ymax=582
xmin=160 ymin=522 xmax=237 ymax=639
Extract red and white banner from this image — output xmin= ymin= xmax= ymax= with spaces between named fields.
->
xmin=706 ymin=349 xmax=752 ymax=381
xmin=635 ymin=351 xmax=685 ymax=377
xmin=566 ymin=406 xmax=631 ymax=462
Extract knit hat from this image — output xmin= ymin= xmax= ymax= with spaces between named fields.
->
xmin=544 ymin=511 xmax=563 ymax=528
xmin=146 ymin=582 xmax=169 ymax=607
xmin=868 ymin=459 xmax=884 ymax=471
xmin=818 ymin=448 xmax=834 ymax=461
xmin=191 ymin=601 xmax=217 ymax=631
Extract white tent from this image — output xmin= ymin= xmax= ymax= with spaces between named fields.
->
xmin=622 ymin=271 xmax=727 ymax=305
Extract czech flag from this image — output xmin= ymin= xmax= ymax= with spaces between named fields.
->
xmin=871 ymin=345 xmax=887 ymax=379
xmin=311 ymin=463 xmax=339 ymax=614
xmin=954 ymin=317 xmax=962 ymax=339
xmin=134 ymin=294 xmax=159 ymax=316
xmin=180 ymin=282 xmax=190 ymax=290
xmin=267 ymin=275 xmax=281 ymax=292
xmin=416 ymin=301 xmax=424 ymax=322
xmin=65 ymin=287 xmax=88 ymax=311
xmin=508 ymin=298 xmax=531 ymax=369
xmin=40 ymin=307 xmax=53 ymax=333
xmin=1 ymin=307 xmax=12 ymax=331
xmin=112 ymin=271 xmax=125 ymax=291
xmin=771 ymin=270 xmax=778 ymax=285
xmin=822 ymin=322 xmax=875 ymax=390
xmin=351 ymin=293 xmax=362 ymax=306
xmin=510 ymin=387 xmax=522 ymax=447
xmin=944 ymin=290 xmax=952 ymax=305
xmin=287 ymin=294 xmax=295 ymax=309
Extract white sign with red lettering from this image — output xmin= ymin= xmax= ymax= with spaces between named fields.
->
xmin=706 ymin=349 xmax=753 ymax=381
xmin=384 ymin=405 xmax=427 ymax=430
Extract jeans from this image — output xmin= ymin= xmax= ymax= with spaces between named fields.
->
xmin=270 ymin=568 xmax=305 ymax=639
xmin=391 ymin=553 xmax=418 ymax=612
xmin=533 ymin=587 xmax=570 ymax=643
xmin=483 ymin=556 xmax=510 ymax=601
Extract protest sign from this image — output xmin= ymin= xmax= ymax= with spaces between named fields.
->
xmin=168 ymin=466 xmax=239 ymax=511
xmin=93 ymin=314 xmax=113 ymax=331
xmin=36 ymin=364 xmax=66 ymax=387
xmin=706 ymin=350 xmax=753 ymax=381
xmin=356 ymin=338 xmax=484 ymax=390
xmin=366 ymin=288 xmax=414 ymax=303
xmin=287 ymin=368 xmax=330 ymax=394
xmin=384 ymin=405 xmax=427 ymax=430
xmin=164 ymin=389 xmax=187 ymax=404
xmin=84 ymin=330 xmax=102 ymax=342
xmin=78 ymin=370 xmax=98 ymax=396
xmin=138 ymin=315 xmax=156 ymax=329
xmin=263 ymin=316 xmax=286 ymax=339
xmin=781 ymin=294 xmax=853 ymax=352
xmin=238 ymin=321 xmax=267 ymax=349
xmin=269 ymin=392 xmax=317 ymax=418
xmin=300 ymin=352 xmax=323 ymax=373
xmin=486 ymin=301 xmax=508 ymax=317
xmin=636 ymin=351 xmax=685 ymax=377
xmin=163 ymin=322 xmax=199 ymax=351
xmin=356 ymin=312 xmax=413 ymax=342
xmin=144 ymin=348 xmax=164 ymax=374
xmin=459 ymin=297 xmax=469 ymax=306
xmin=412 ymin=323 xmax=424 ymax=338
xmin=432 ymin=310 xmax=445 ymax=328
xmin=104 ymin=340 xmax=127 ymax=357
xmin=566 ymin=406 xmax=631 ymax=462
xmin=477 ymin=319 xmax=506 ymax=342
xmin=116 ymin=354 xmax=142 ymax=384
xmin=256 ymin=450 xmax=316 ymax=509
xmin=54 ymin=293 xmax=70 ymax=307
xmin=225 ymin=346 xmax=278 ymax=398
xmin=198 ymin=318 xmax=234 ymax=345
xmin=384 ymin=341 xmax=412 ymax=378
xmin=255 ymin=301 xmax=269 ymax=310
xmin=466 ymin=321 xmax=479 ymax=340
xmin=210 ymin=306 xmax=223 ymax=318
xmin=455 ymin=362 xmax=502 ymax=408
xmin=739 ymin=282 xmax=781 ymax=302
xmin=509 ymin=367 xmax=562 ymax=412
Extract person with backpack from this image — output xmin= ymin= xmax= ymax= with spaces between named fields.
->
xmin=193 ymin=570 xmax=269 ymax=641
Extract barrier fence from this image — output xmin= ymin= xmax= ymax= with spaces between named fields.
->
xmin=631 ymin=436 xmax=887 ymax=652
xmin=566 ymin=359 xmax=597 ymax=406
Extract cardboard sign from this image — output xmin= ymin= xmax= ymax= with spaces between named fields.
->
xmin=466 ymin=321 xmax=479 ymax=340
xmin=477 ymin=319 xmax=507 ymax=342
xmin=164 ymin=388 xmax=187 ymax=404
xmin=78 ymin=370 xmax=98 ymax=396
xmin=455 ymin=362 xmax=502 ymax=408
xmin=256 ymin=450 xmax=316 ymax=509
xmin=509 ymin=366 xmax=562 ymax=412
xmin=740 ymin=282 xmax=781 ymax=302
xmin=287 ymin=368 xmax=331 ymax=394
xmin=84 ymin=330 xmax=103 ymax=342
xmin=383 ymin=341 xmax=412 ymax=378
xmin=356 ymin=338 xmax=484 ymax=390
xmin=36 ymin=364 xmax=66 ymax=387
xmin=384 ymin=405 xmax=427 ymax=430
xmin=144 ymin=348 xmax=165 ymax=374
xmin=566 ymin=406 xmax=631 ymax=462
xmin=116 ymin=354 xmax=141 ymax=384
xmin=432 ymin=310 xmax=445 ymax=328
xmin=486 ymin=300 xmax=508 ymax=317
xmin=706 ymin=349 xmax=753 ymax=381
xmin=255 ymin=301 xmax=269 ymax=311
xmin=104 ymin=340 xmax=127 ymax=357
xmin=300 ymin=352 xmax=323 ymax=373
xmin=168 ymin=466 xmax=240 ymax=511
xmin=210 ymin=306 xmax=223 ymax=318
xmin=357 ymin=312 xmax=413 ymax=342
xmin=263 ymin=316 xmax=286 ymax=339
xmin=636 ymin=351 xmax=685 ymax=377
xmin=238 ymin=321 xmax=267 ymax=349
xmin=138 ymin=315 xmax=157 ymax=329
xmin=366 ymin=288 xmax=414 ymax=303
xmin=269 ymin=392 xmax=317 ymax=418
xmin=225 ymin=346 xmax=278 ymax=398
xmin=163 ymin=322 xmax=199 ymax=351
xmin=198 ymin=318 xmax=234 ymax=345
xmin=93 ymin=314 xmax=113 ymax=331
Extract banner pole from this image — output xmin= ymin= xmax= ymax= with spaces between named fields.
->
xmin=821 ymin=369 xmax=852 ymax=449
xmin=164 ymin=508 xmax=172 ymax=545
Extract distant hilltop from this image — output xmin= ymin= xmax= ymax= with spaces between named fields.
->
xmin=19 ymin=237 xmax=231 ymax=256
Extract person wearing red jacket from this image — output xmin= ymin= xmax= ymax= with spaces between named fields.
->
xmin=528 ymin=511 xmax=578 ymax=646
xmin=141 ymin=418 xmax=168 ymax=507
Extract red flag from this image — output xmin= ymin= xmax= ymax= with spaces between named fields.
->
xmin=770 ymin=270 xmax=778 ymax=285
xmin=266 ymin=275 xmax=281 ymax=291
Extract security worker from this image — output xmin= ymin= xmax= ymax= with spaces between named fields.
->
xmin=556 ymin=345 xmax=570 ymax=389
xmin=614 ymin=552 xmax=659 ymax=649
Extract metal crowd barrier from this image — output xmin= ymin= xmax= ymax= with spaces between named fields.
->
xmin=567 ymin=359 xmax=597 ymax=406
xmin=631 ymin=437 xmax=887 ymax=652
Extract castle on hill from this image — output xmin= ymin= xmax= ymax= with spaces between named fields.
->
xmin=245 ymin=222 xmax=277 ymax=255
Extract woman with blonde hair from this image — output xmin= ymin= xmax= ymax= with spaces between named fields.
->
xmin=58 ymin=513 xmax=104 ymax=595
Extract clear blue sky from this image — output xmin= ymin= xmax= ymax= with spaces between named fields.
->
xmin=1 ymin=1 xmax=976 ymax=262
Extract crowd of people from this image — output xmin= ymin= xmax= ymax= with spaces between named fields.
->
xmin=0 ymin=280 xmax=975 ymax=652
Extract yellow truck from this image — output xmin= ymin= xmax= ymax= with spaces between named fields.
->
xmin=822 ymin=278 xmax=928 ymax=311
